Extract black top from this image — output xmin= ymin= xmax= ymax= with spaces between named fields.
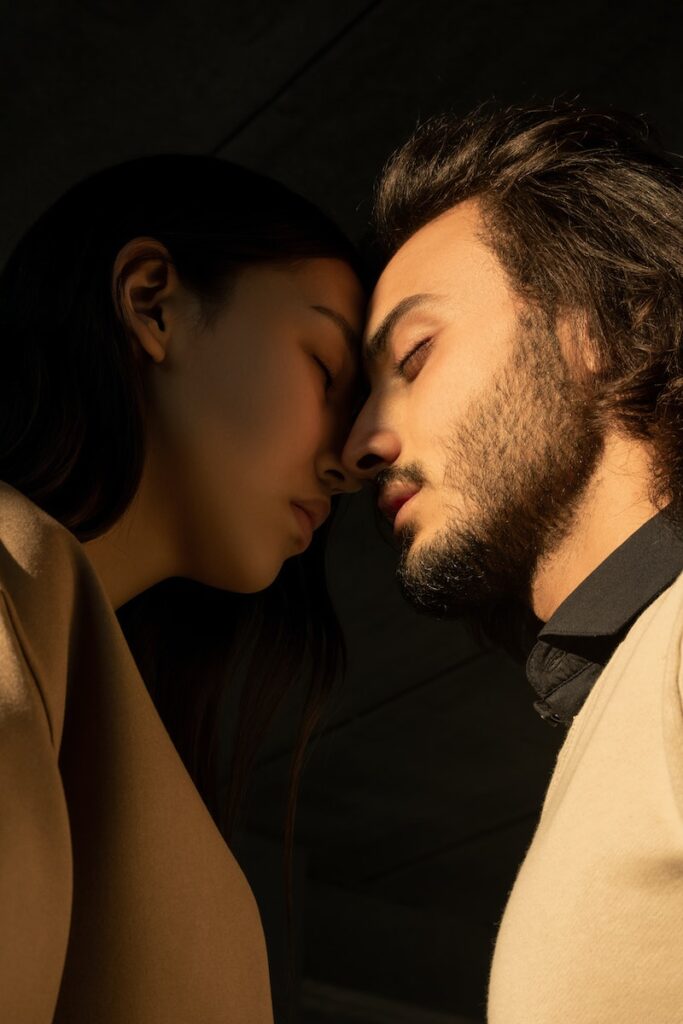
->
xmin=526 ymin=510 xmax=683 ymax=727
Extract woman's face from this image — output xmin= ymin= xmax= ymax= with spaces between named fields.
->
xmin=143 ymin=257 xmax=365 ymax=592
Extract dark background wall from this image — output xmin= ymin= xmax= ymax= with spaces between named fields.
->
xmin=3 ymin=3 xmax=682 ymax=1022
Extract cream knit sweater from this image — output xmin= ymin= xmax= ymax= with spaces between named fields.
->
xmin=488 ymin=569 xmax=683 ymax=1022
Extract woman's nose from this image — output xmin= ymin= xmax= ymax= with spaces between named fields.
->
xmin=323 ymin=462 xmax=364 ymax=495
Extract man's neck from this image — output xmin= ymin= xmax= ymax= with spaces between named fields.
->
xmin=531 ymin=430 xmax=663 ymax=622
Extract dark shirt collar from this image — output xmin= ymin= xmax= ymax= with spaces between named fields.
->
xmin=527 ymin=510 xmax=683 ymax=726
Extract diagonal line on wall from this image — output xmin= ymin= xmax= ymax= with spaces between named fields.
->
xmin=253 ymin=648 xmax=492 ymax=770
xmin=209 ymin=1 xmax=384 ymax=154
xmin=351 ymin=808 xmax=540 ymax=886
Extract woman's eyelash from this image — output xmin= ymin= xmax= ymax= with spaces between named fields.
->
xmin=313 ymin=355 xmax=334 ymax=390
xmin=395 ymin=338 xmax=433 ymax=377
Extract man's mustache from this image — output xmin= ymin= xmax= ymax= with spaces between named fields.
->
xmin=374 ymin=464 xmax=425 ymax=493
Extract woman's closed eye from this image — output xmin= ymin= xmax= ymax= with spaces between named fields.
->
xmin=313 ymin=354 xmax=335 ymax=391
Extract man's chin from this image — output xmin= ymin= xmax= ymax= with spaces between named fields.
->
xmin=395 ymin=513 xmax=435 ymax=554
xmin=395 ymin=520 xmax=528 ymax=622
xmin=397 ymin=572 xmax=472 ymax=619
xmin=397 ymin=534 xmax=481 ymax=619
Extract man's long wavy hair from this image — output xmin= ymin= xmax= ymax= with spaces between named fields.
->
xmin=372 ymin=99 xmax=683 ymax=656
xmin=0 ymin=154 xmax=363 ymax=879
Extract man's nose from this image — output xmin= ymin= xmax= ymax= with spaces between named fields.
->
xmin=341 ymin=422 xmax=402 ymax=482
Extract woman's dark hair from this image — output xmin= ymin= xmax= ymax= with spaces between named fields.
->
xmin=373 ymin=99 xmax=683 ymax=657
xmin=0 ymin=154 xmax=363 ymax=886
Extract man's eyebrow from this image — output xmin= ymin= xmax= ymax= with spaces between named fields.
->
xmin=363 ymin=293 xmax=441 ymax=368
xmin=310 ymin=304 xmax=360 ymax=353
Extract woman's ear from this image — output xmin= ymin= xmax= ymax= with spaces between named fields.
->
xmin=113 ymin=237 xmax=182 ymax=364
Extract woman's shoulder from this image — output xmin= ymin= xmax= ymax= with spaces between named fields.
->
xmin=0 ymin=477 xmax=85 ymax=566
xmin=0 ymin=480 xmax=96 ymax=621
xmin=0 ymin=481 xmax=103 ymax=749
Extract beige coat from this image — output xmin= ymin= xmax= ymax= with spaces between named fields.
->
xmin=0 ymin=481 xmax=273 ymax=1023
xmin=489 ymin=563 xmax=683 ymax=1022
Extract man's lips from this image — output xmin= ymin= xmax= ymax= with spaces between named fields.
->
xmin=377 ymin=485 xmax=421 ymax=524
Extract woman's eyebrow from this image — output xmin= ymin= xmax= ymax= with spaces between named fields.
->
xmin=310 ymin=304 xmax=361 ymax=355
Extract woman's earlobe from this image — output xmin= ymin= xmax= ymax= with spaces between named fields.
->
xmin=136 ymin=314 xmax=167 ymax=364
xmin=112 ymin=238 xmax=176 ymax=364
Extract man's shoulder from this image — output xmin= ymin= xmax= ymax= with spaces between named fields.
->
xmin=619 ymin=566 xmax=683 ymax=675
xmin=642 ymin=566 xmax=683 ymax=629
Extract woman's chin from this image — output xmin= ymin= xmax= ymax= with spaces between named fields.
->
xmin=181 ymin=557 xmax=281 ymax=595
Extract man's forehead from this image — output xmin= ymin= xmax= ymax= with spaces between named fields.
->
xmin=364 ymin=200 xmax=483 ymax=342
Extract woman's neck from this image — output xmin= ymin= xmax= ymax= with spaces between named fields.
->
xmin=81 ymin=458 xmax=180 ymax=610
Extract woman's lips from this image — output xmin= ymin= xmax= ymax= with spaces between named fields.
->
xmin=291 ymin=503 xmax=314 ymax=543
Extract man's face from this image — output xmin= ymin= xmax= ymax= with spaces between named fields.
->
xmin=341 ymin=199 xmax=604 ymax=618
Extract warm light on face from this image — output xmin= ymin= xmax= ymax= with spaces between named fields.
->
xmin=342 ymin=200 xmax=604 ymax=617
xmin=343 ymin=199 xmax=523 ymax=529
xmin=147 ymin=258 xmax=365 ymax=592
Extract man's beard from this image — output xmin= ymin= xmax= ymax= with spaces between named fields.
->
xmin=396 ymin=311 xmax=605 ymax=626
